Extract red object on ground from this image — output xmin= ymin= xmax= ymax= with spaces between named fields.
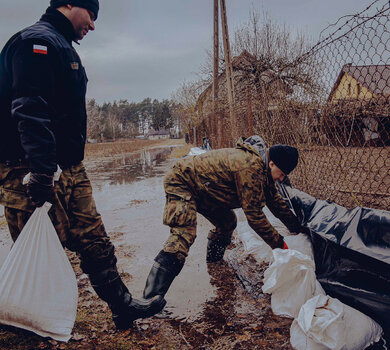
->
xmin=283 ymin=241 xmax=288 ymax=249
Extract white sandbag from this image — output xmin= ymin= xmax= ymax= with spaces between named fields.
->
xmin=262 ymin=249 xmax=325 ymax=318
xmin=0 ymin=203 xmax=78 ymax=342
xmin=284 ymin=233 xmax=315 ymax=261
xmin=188 ymin=147 xmax=207 ymax=156
xmin=236 ymin=221 xmax=274 ymax=264
xmin=290 ymin=294 xmax=383 ymax=350
xmin=263 ymin=206 xmax=291 ymax=237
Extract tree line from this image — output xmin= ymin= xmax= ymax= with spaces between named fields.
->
xmin=86 ymin=98 xmax=178 ymax=141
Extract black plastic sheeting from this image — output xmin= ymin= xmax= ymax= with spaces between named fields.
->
xmin=278 ymin=183 xmax=390 ymax=338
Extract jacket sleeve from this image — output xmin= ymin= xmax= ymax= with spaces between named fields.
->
xmin=9 ymin=38 xmax=58 ymax=174
xmin=265 ymin=182 xmax=302 ymax=234
xmin=234 ymin=161 xmax=284 ymax=249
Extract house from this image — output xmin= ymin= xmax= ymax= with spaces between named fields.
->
xmin=325 ymin=64 xmax=390 ymax=145
xmin=195 ymin=50 xmax=295 ymax=147
xmin=147 ymin=129 xmax=170 ymax=140
xmin=328 ymin=64 xmax=390 ymax=102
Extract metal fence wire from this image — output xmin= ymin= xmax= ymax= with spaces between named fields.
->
xmin=191 ymin=0 xmax=390 ymax=211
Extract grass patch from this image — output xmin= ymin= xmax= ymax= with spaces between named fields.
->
xmin=169 ymin=143 xmax=193 ymax=158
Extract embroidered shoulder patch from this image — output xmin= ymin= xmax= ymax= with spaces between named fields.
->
xmin=70 ymin=62 xmax=79 ymax=70
xmin=33 ymin=44 xmax=47 ymax=55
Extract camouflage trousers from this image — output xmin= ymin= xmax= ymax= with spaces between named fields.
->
xmin=162 ymin=171 xmax=237 ymax=261
xmin=0 ymin=162 xmax=116 ymax=274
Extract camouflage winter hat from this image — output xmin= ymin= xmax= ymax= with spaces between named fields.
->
xmin=269 ymin=144 xmax=298 ymax=175
xmin=50 ymin=0 xmax=99 ymax=20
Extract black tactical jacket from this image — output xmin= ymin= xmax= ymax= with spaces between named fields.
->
xmin=0 ymin=7 xmax=88 ymax=173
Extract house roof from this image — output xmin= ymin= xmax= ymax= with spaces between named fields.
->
xmin=328 ymin=64 xmax=390 ymax=101
xmin=197 ymin=50 xmax=291 ymax=109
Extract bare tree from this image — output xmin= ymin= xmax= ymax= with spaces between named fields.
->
xmin=171 ymin=80 xmax=206 ymax=131
xmin=86 ymin=99 xmax=104 ymax=141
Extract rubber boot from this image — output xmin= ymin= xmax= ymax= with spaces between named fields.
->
xmin=143 ymin=251 xmax=184 ymax=299
xmin=206 ymin=238 xmax=229 ymax=263
xmin=89 ymin=268 xmax=166 ymax=329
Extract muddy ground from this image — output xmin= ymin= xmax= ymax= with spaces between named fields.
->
xmin=0 ymin=139 xmax=294 ymax=349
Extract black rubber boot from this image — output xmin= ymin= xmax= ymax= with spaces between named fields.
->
xmin=89 ymin=268 xmax=166 ymax=329
xmin=206 ymin=238 xmax=229 ymax=263
xmin=143 ymin=251 xmax=184 ymax=299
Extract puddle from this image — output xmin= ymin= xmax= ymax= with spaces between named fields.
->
xmin=87 ymin=147 xmax=174 ymax=188
xmin=0 ymin=146 xmax=284 ymax=324
xmin=85 ymin=146 xmax=217 ymax=322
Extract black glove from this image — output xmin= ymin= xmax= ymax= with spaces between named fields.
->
xmin=299 ymin=226 xmax=311 ymax=235
xmin=26 ymin=173 xmax=54 ymax=207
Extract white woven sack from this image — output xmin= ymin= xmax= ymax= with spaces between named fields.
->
xmin=284 ymin=234 xmax=315 ymax=262
xmin=0 ymin=203 xmax=78 ymax=342
xmin=236 ymin=221 xmax=274 ymax=264
xmin=262 ymin=249 xmax=325 ymax=318
xmin=290 ymin=294 xmax=383 ymax=350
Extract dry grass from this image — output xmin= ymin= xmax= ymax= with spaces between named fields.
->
xmin=169 ymin=143 xmax=194 ymax=158
xmin=84 ymin=138 xmax=185 ymax=159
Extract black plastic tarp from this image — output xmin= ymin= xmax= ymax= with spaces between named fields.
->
xmin=278 ymin=184 xmax=390 ymax=337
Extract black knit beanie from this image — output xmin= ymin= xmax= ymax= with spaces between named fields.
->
xmin=50 ymin=0 xmax=99 ymax=20
xmin=269 ymin=144 xmax=298 ymax=175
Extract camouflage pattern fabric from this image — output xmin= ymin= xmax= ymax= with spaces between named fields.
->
xmin=161 ymin=138 xmax=301 ymax=258
xmin=0 ymin=162 xmax=116 ymax=274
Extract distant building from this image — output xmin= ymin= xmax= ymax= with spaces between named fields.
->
xmin=325 ymin=64 xmax=390 ymax=145
xmin=147 ymin=129 xmax=170 ymax=140
xmin=195 ymin=50 xmax=294 ymax=145
xmin=328 ymin=64 xmax=390 ymax=102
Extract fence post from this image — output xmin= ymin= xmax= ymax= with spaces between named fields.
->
xmin=193 ymin=126 xmax=197 ymax=146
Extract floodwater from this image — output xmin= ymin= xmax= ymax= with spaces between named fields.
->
xmin=0 ymin=145 xmax=271 ymax=329
xmin=85 ymin=145 xmax=218 ymax=322
xmin=0 ymin=146 xmax=297 ymax=348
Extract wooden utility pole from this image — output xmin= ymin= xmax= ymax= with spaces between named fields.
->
xmin=212 ymin=0 xmax=220 ymax=147
xmin=220 ymin=0 xmax=236 ymax=143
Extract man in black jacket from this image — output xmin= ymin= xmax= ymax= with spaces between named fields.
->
xmin=0 ymin=0 xmax=165 ymax=330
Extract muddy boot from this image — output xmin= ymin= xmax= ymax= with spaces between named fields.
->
xmin=206 ymin=237 xmax=229 ymax=263
xmin=89 ymin=268 xmax=166 ymax=329
xmin=143 ymin=251 xmax=184 ymax=299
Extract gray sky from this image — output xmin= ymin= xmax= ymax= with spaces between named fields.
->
xmin=0 ymin=0 xmax=374 ymax=104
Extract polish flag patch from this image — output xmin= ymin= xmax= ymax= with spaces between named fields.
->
xmin=33 ymin=44 xmax=47 ymax=55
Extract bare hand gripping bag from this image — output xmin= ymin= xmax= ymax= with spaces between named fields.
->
xmin=0 ymin=203 xmax=78 ymax=342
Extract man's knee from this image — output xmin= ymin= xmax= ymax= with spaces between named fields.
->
xmin=163 ymin=195 xmax=196 ymax=228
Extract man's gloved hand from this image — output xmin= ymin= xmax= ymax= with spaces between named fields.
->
xmin=26 ymin=173 xmax=54 ymax=207
xmin=299 ymin=226 xmax=311 ymax=235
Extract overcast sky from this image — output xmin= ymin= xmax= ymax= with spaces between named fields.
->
xmin=0 ymin=0 xmax=375 ymax=104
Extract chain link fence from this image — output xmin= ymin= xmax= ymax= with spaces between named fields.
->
xmin=191 ymin=0 xmax=390 ymax=211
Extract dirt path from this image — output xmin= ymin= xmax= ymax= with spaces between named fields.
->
xmin=0 ymin=139 xmax=293 ymax=349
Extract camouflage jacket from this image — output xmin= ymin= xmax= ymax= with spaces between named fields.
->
xmin=168 ymin=136 xmax=301 ymax=247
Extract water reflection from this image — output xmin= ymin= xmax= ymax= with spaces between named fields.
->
xmin=87 ymin=147 xmax=174 ymax=188
xmin=84 ymin=145 xmax=218 ymax=321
